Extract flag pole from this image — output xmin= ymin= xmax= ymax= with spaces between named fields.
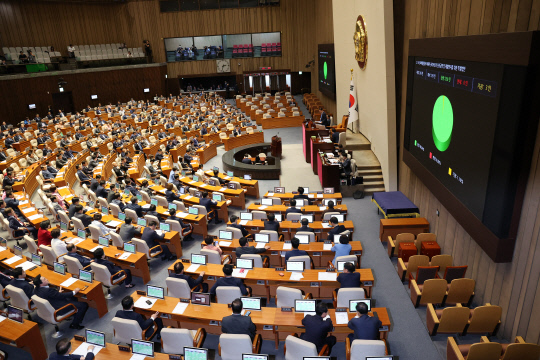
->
xmin=350 ymin=69 xmax=356 ymax=133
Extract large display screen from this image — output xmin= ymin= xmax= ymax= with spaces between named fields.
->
xmin=318 ymin=44 xmax=336 ymax=99
xmin=407 ymin=57 xmax=503 ymax=219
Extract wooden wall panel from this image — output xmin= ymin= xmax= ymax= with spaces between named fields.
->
xmin=397 ymin=0 xmax=540 ymax=343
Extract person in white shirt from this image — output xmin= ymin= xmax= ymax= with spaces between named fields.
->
xmin=67 ymin=44 xmax=75 ymax=58
xmin=50 ymin=228 xmax=68 ymax=261
xmin=90 ymin=213 xmax=111 ymax=239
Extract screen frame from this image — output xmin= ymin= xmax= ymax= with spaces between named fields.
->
xmin=243 ymin=354 xmax=269 ymax=360
xmin=190 ymin=292 xmax=211 ymax=306
xmin=79 ymin=269 xmax=94 ymax=283
xmin=286 ymin=260 xmax=305 ymax=272
xmin=349 ymin=298 xmax=372 ymax=312
xmin=7 ymin=305 xmax=24 ymax=323
xmin=85 ymin=329 xmax=106 ymax=347
xmin=191 ymin=253 xmax=207 ymax=265
xmin=318 ymin=43 xmax=336 ymax=99
xmin=131 ymin=339 xmax=154 ymax=357
xmin=146 ymin=285 xmax=165 ymax=300
xmin=236 ymin=258 xmax=254 ymax=270
xmin=240 ymin=296 xmax=261 ymax=310
xmin=53 ymin=261 xmax=66 ymax=275
xmin=219 ymin=230 xmax=233 ymax=240
xmin=294 ymin=299 xmax=316 ymax=312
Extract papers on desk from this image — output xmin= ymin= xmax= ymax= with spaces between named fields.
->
xmin=21 ymin=207 xmax=35 ymax=214
xmin=322 ymin=223 xmax=332 ymax=228
xmin=184 ymin=195 xmax=193 ymax=200
xmin=323 ymin=244 xmax=332 ymax=251
xmin=189 ymin=180 xmax=196 ymax=184
xmin=0 ymin=315 xmax=5 ymax=323
xmin=186 ymin=264 xmax=200 ymax=273
xmin=255 ymin=242 xmax=266 ymax=249
xmin=319 ymin=206 xmax=326 ymax=211
xmin=118 ymin=253 xmax=131 ymax=260
xmin=155 ymin=230 xmax=163 ymax=236
xmin=267 ymin=192 xmax=274 ymax=197
xmin=72 ymin=342 xmax=103 ymax=356
xmin=318 ymin=272 xmax=337 ymax=281
xmin=224 ymin=176 xmax=231 ymax=180
xmin=0 ymin=246 xmax=5 ymax=252
xmin=60 ymin=277 xmax=78 ymax=287
xmin=16 ymin=261 xmax=36 ymax=271
xmin=238 ymin=220 xmax=248 ymax=226
xmin=282 ymin=243 xmax=292 ymax=250
xmin=89 ymin=245 xmax=104 ymax=252
xmin=303 ymin=312 xmax=316 ymax=317
xmin=308 ymin=194 xmax=315 ymax=198
xmin=289 ymin=272 xmax=304 ymax=281
xmin=200 ymin=184 xmax=208 ymax=188
xmin=158 ymin=189 xmax=166 ymax=194
xmin=134 ymin=296 xmax=157 ymax=309
xmin=106 ymin=220 xmax=122 ymax=227
xmin=172 ymin=302 xmax=189 ymax=315
xmin=317 ymin=194 xmax=323 ymax=198
xmin=67 ymin=237 xmax=84 ymax=245
xmin=141 ymin=204 xmax=151 ymax=209
xmin=19 ymin=200 xmax=29 ymax=205
xmin=232 ymin=268 xmax=248 ymax=278
xmin=58 ymin=186 xmax=69 ymax=190
xmin=219 ymin=187 xmax=228 ymax=192
xmin=258 ymin=205 xmax=268 ymax=210
xmin=335 ymin=312 xmax=349 ymax=325
xmin=130 ymin=355 xmax=146 ymax=360
xmin=3 ymin=256 xmax=22 ymax=265
xmin=177 ymin=212 xmax=188 ymax=218
xmin=219 ymin=241 xmax=232 ymax=247
xmin=28 ymin=214 xmax=43 ymax=221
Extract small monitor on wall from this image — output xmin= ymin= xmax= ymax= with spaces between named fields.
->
xmin=91 ymin=95 xmax=98 ymax=100
xmin=143 ymin=88 xmax=150 ymax=93
xmin=28 ymin=104 xmax=36 ymax=110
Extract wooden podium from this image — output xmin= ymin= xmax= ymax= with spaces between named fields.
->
xmin=271 ymin=135 xmax=282 ymax=158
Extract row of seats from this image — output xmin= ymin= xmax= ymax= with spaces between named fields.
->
xmin=74 ymin=47 xmax=144 ymax=61
xmin=2 ymin=45 xmax=61 ymax=64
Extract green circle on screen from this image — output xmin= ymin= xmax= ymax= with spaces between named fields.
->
xmin=324 ymin=62 xmax=328 ymax=80
xmin=432 ymin=95 xmax=453 ymax=152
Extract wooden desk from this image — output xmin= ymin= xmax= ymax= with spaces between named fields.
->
xmin=15 ymin=192 xmax=49 ymax=227
xmin=0 ymin=249 xmax=109 ymax=317
xmin=311 ymin=140 xmax=335 ymax=175
xmin=0 ymin=315 xmax=48 ymax=360
xmin=260 ymin=115 xmax=305 ymax=129
xmin=12 ymin=139 xmax=31 ymax=153
xmin=318 ymin=154 xmax=341 ymax=189
xmin=379 ymin=218 xmax=430 ymax=242
xmin=217 ymin=239 xmax=362 ymax=268
xmin=70 ymin=339 xmax=170 ymax=359
xmin=196 ymin=142 xmax=217 ymax=164
xmin=421 ymin=242 xmax=441 ymax=259
xmin=263 ymin=191 xmax=342 ymax=205
xmin=177 ymin=176 xmax=246 ymax=209
xmin=230 ymin=219 xmax=354 ymax=241
xmin=222 ymin=132 xmax=264 ymax=151
xmin=169 ymin=262 xmax=374 ymax=299
xmin=246 ymin=203 xmax=347 ymax=222
xmin=398 ymin=242 xmax=417 ymax=262
xmin=302 ymin=125 xmax=328 ymax=163
xmin=204 ymin=170 xmax=259 ymax=198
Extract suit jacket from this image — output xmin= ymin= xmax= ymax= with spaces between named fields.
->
xmin=293 ymin=194 xmax=311 ymax=205
xmin=77 ymin=170 xmax=90 ymax=181
xmin=68 ymin=252 xmax=92 ymax=268
xmin=141 ymin=227 xmax=163 ymax=248
xmin=8 ymin=278 xmax=34 ymax=299
xmin=327 ymin=224 xmax=346 ymax=241
xmin=48 ymin=352 xmax=94 ymax=360
xmin=34 ymin=286 xmax=75 ymax=310
xmin=286 ymin=207 xmax=302 ymax=215
xmin=229 ymin=223 xmax=248 ymax=237
xmin=165 ymin=190 xmax=180 ymax=203
xmin=210 ymin=276 xmax=247 ymax=295
xmin=301 ymin=315 xmax=334 ymax=351
xmin=119 ymin=224 xmax=141 ymax=241
xmin=106 ymin=191 xmax=116 ymax=204
xmin=221 ymin=313 xmax=257 ymax=340
xmin=348 ymin=314 xmax=382 ymax=340
xmin=115 ymin=310 xmax=153 ymax=331
xmin=337 ymin=272 xmax=361 ymax=288
xmin=95 ymin=257 xmax=122 ymax=277
xmin=199 ymin=198 xmax=216 ymax=212
xmin=7 ymin=216 xmax=25 ymax=237
xmin=74 ymin=212 xmax=92 ymax=227
xmin=297 ymin=225 xmax=314 ymax=233
xmin=95 ymin=186 xmax=108 ymax=199
xmin=169 ymin=215 xmax=190 ymax=229
xmin=126 ymin=203 xmax=144 ymax=217
xmin=263 ymin=220 xmax=280 ymax=232
xmin=68 ymin=204 xmax=78 ymax=219
xmin=284 ymin=249 xmax=308 ymax=262
xmin=235 ymin=246 xmax=266 ymax=258
xmin=169 ymin=273 xmax=203 ymax=289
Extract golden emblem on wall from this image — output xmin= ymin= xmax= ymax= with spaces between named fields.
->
xmin=354 ymin=15 xmax=367 ymax=70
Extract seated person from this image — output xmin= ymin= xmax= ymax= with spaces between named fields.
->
xmin=221 ymin=298 xmax=257 ymax=341
xmin=337 ymin=261 xmax=360 ymax=288
xmin=228 ymin=214 xmax=249 ymax=237
xmin=263 ymin=213 xmax=280 ymax=232
xmin=73 ymin=204 xmax=92 ymax=228
xmin=331 ymin=231 xmax=351 ymax=266
xmin=165 ymin=183 xmax=180 ymax=203
xmin=126 ymin=197 xmax=144 ymax=217
xmin=8 ymin=267 xmax=34 ymax=300
xmin=169 ymin=261 xmax=207 ymax=293
xmin=199 ymin=191 xmax=221 ymax=224
xmin=347 ymin=301 xmax=382 ymax=341
xmin=241 ymin=153 xmax=252 ymax=164
xmin=141 ymin=221 xmax=175 ymax=261
xmin=297 ymin=218 xmax=314 ymax=232
xmin=116 ymin=296 xmax=163 ymax=339
xmin=146 ymin=204 xmax=163 ymax=222
xmin=49 ymin=338 xmax=95 ymax=360
xmin=168 ymin=209 xmax=193 ymax=240
xmin=284 ymin=237 xmax=309 ymax=262
xmin=93 ymin=247 xmax=133 ymax=288
xmin=90 ymin=213 xmax=111 ymax=239
xmin=210 ymin=264 xmax=249 ymax=296
xmin=65 ymin=243 xmax=92 ymax=268
xmin=286 ymin=199 xmax=302 ymax=215
xmin=119 ymin=217 xmax=142 ymax=242
xmin=235 ymin=236 xmax=270 ymax=259
xmin=301 ymin=302 xmax=336 ymax=354
xmin=322 ymin=200 xmax=338 ymax=216
xmin=293 ymin=186 xmax=311 ymax=205
xmin=202 ymin=235 xmax=222 ymax=255
xmin=327 ymin=216 xmax=346 ymax=242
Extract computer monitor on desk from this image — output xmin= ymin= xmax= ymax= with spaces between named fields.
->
xmin=85 ymin=329 xmax=105 ymax=347
xmin=184 ymin=347 xmax=209 ymax=360
xmin=286 ymin=261 xmax=305 ymax=272
xmin=240 ymin=212 xmax=253 ymax=221
xmin=261 ymin=198 xmax=273 ymax=206
xmin=294 ymin=299 xmax=316 ymax=312
xmin=131 ymin=339 xmax=154 ymax=358
xmin=350 ymin=299 xmax=372 ymax=312
xmin=296 ymin=234 xmax=310 ymax=244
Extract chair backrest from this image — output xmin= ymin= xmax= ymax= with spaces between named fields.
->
xmin=415 ymin=266 xmax=439 ymax=285
xmin=161 ymin=328 xmax=194 ymax=355
xmin=335 ymin=255 xmax=357 ymax=266
xmin=418 ymin=278 xmax=447 ymax=305
xmin=63 ymin=255 xmax=84 ymax=274
xmin=58 ymin=211 xmax=70 ymax=225
xmin=289 ymin=255 xmax=311 ymax=270
xmin=31 ymin=295 xmax=59 ymax=324
xmin=155 ymin=195 xmax=168 ymax=207
xmin=350 ymin=339 xmax=387 ymax=360
xmin=259 ymin=230 xmax=279 ymax=242
xmin=98 ymin=197 xmax=108 ymax=208
xmin=165 ymin=219 xmax=182 ymax=233
xmin=110 ymin=232 xmax=124 ymax=248
xmin=407 ymin=255 xmax=430 ymax=273
xmin=39 ymin=245 xmax=57 ymax=266
xmin=467 ymin=305 xmax=502 ymax=334
xmin=415 ymin=233 xmax=437 ymax=253
xmin=132 ymin=238 xmax=150 ymax=256
xmin=125 ymin=208 xmax=138 ymax=223
xmin=173 ymin=201 xmax=187 ymax=212
xmin=71 ymin=217 xmax=85 ymax=232
xmin=323 ymin=211 xmax=340 ymax=221
xmin=216 ymin=286 xmax=242 ymax=304
xmin=226 ymin=226 xmax=243 ymax=239
xmin=251 ymin=210 xmax=267 ymax=220
xmin=91 ymin=262 xmax=113 ymax=287
xmin=287 ymin=213 xmax=301 ymax=221
xmin=296 ymin=231 xmax=316 ymax=243
xmin=140 ymin=191 xmax=152 ymax=203
xmin=443 ymin=266 xmax=468 ymax=282
xmin=285 ymin=335 xmax=318 ymax=360
xmin=201 ymin=249 xmax=221 ymax=264
xmin=336 ymin=288 xmax=365 ymax=307
xmin=109 ymin=203 xmax=121 ymax=217
xmin=276 ymin=286 xmax=303 ymax=308
xmin=144 ymin=214 xmax=160 ymax=225
xmin=438 ymin=306 xmax=471 ymax=333
xmin=112 ymin=317 xmax=143 ymax=344
xmin=24 ymin=235 xmax=38 ymax=254
xmin=430 ymin=255 xmax=453 ymax=275
xmin=394 ymin=232 xmax=415 ymax=248
xmin=193 ymin=205 xmax=208 ymax=216
xmin=446 ymin=278 xmax=476 ymax=305
xmin=88 ymin=224 xmax=104 ymax=240
xmin=240 ymin=254 xmax=263 ymax=268
xmin=466 ymin=342 xmax=502 ymax=360
xmin=219 ymin=334 xmax=252 ymax=360
xmin=502 ymin=342 xmax=540 ymax=360
xmin=166 ymin=277 xmax=191 ymax=299
xmin=5 ymin=285 xmax=32 ymax=311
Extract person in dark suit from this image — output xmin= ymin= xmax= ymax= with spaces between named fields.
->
xmin=165 ymin=183 xmax=180 ymax=203
xmin=170 ymin=261 xmax=207 ymax=293
xmin=126 ymin=197 xmax=144 ymax=218
xmin=199 ymin=191 xmax=221 ymax=224
xmin=339 ymin=153 xmax=352 ymax=178
xmin=327 ymin=216 xmax=346 ymax=242
xmin=337 ymin=262 xmax=361 ymax=288
xmin=111 ymin=193 xmax=126 ymax=212
xmin=41 ymin=165 xmax=55 ymax=181
xmin=141 ymin=221 xmax=175 ymax=261
xmin=73 ymin=204 xmax=92 ymax=228
xmin=228 ymin=215 xmax=249 ymax=237
xmin=263 ymin=213 xmax=280 ymax=232
xmin=65 ymin=243 xmax=92 ymax=268
xmin=3 ymin=173 xmax=15 ymax=188
xmin=75 ymin=164 xmax=91 ymax=186
xmin=115 ymin=296 xmax=163 ymax=339
xmin=284 ymin=237 xmax=309 ymax=262
xmin=168 ymin=209 xmax=194 ymax=240
xmin=209 ymin=264 xmax=249 ymax=296
xmin=322 ymin=200 xmax=338 ymax=217
xmin=33 ymin=275 xmax=88 ymax=329
xmin=235 ymin=236 xmax=270 ymax=259
xmin=319 ymin=109 xmax=329 ymax=127
xmin=89 ymin=176 xmax=100 ymax=193
xmin=8 ymin=267 xmax=34 ymax=299
xmin=301 ymin=302 xmax=336 ymax=353
xmin=330 ymin=128 xmax=340 ymax=143
xmin=241 ymin=154 xmax=252 ymax=164
xmin=221 ymin=298 xmax=257 ymax=340
xmin=119 ymin=217 xmax=142 ymax=242
xmin=48 ymin=338 xmax=95 ymax=360
xmin=347 ymin=301 xmax=382 ymax=342
xmin=95 ymin=180 xmax=109 ymax=199
xmin=68 ymin=197 xmax=81 ymax=219
xmin=93 ymin=248 xmax=133 ymax=288
xmin=6 ymin=207 xmax=37 ymax=239
xmin=297 ymin=218 xmax=314 ymax=233
xmin=293 ymin=187 xmax=311 ymax=205
xmin=286 ymin=199 xmax=303 ymax=216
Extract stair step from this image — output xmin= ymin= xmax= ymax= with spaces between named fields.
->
xmin=361 ymin=175 xmax=384 ymax=183
xmin=364 ymin=181 xmax=385 ymax=189
xmin=364 ymin=187 xmax=386 ymax=195
xmin=356 ymin=169 xmax=382 ymax=176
